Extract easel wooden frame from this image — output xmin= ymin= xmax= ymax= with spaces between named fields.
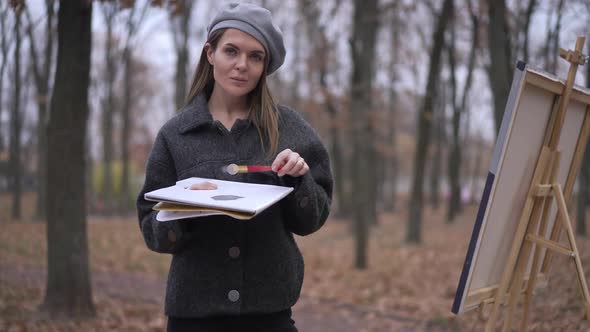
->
xmin=484 ymin=37 xmax=590 ymax=332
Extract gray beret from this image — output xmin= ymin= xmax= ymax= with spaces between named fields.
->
xmin=207 ymin=3 xmax=286 ymax=75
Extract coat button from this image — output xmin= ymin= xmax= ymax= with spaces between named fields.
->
xmin=229 ymin=246 xmax=240 ymax=258
xmin=299 ymin=196 xmax=309 ymax=208
xmin=167 ymin=230 xmax=177 ymax=243
xmin=228 ymin=290 xmax=240 ymax=302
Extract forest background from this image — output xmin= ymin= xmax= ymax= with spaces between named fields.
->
xmin=1 ymin=0 xmax=590 ymax=331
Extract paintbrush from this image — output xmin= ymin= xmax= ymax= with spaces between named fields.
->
xmin=223 ymin=163 xmax=275 ymax=175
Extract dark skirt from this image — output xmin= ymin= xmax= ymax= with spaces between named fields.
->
xmin=167 ymin=308 xmax=298 ymax=332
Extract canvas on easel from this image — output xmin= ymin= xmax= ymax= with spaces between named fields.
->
xmin=452 ymin=37 xmax=590 ymax=331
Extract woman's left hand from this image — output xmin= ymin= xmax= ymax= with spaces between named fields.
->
xmin=272 ymin=148 xmax=309 ymax=177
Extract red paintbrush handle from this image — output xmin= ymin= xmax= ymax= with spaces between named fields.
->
xmin=247 ymin=165 xmax=273 ymax=172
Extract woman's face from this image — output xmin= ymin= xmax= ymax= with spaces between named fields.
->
xmin=206 ymin=29 xmax=266 ymax=98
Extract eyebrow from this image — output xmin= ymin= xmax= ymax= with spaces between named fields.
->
xmin=225 ymin=42 xmax=265 ymax=56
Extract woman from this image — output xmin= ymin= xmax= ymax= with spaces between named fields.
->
xmin=136 ymin=3 xmax=333 ymax=332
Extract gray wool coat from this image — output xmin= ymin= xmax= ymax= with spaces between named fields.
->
xmin=136 ymin=93 xmax=333 ymax=318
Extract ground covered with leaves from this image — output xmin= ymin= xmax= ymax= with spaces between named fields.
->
xmin=2 ymin=195 xmax=590 ymax=331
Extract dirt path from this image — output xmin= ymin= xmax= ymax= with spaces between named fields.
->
xmin=0 ymin=262 xmax=457 ymax=331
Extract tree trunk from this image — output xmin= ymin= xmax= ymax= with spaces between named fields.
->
xmin=300 ymin=0 xmax=344 ymax=216
xmin=120 ymin=3 xmax=148 ymax=214
xmin=429 ymin=89 xmax=444 ymax=210
xmin=548 ymin=0 xmax=565 ymax=73
xmin=521 ymin=0 xmax=536 ymax=62
xmin=329 ymin=110 xmax=345 ymax=216
xmin=174 ymin=41 xmax=188 ymax=110
xmin=487 ymin=0 xmax=513 ymax=135
xmin=121 ymin=45 xmax=132 ymax=214
xmin=320 ymin=68 xmax=345 ymax=218
xmin=369 ymin=108 xmax=383 ymax=223
xmin=384 ymin=7 xmax=400 ymax=212
xmin=10 ymin=9 xmax=23 ymax=220
xmin=541 ymin=4 xmax=553 ymax=70
xmin=447 ymin=106 xmax=462 ymax=223
xmin=42 ymin=0 xmax=95 ymax=317
xmin=407 ymin=0 xmax=453 ymax=243
xmin=0 ymin=5 xmax=9 ymax=153
xmin=385 ymin=95 xmax=399 ymax=212
xmin=350 ymin=0 xmax=379 ymax=268
xmin=39 ymin=0 xmax=55 ymax=220
xmin=101 ymin=4 xmax=116 ymax=215
xmin=86 ymin=127 xmax=94 ymax=214
xmin=375 ymin=118 xmax=386 ymax=214
xmin=462 ymin=0 xmax=479 ymax=206
xmin=290 ymin=6 xmax=302 ymax=114
xmin=469 ymin=135 xmax=484 ymax=205
xmin=25 ymin=0 xmax=56 ymax=221
xmin=446 ymin=0 xmax=478 ymax=223
xmin=446 ymin=18 xmax=462 ymax=223
xmin=172 ymin=0 xmax=193 ymax=111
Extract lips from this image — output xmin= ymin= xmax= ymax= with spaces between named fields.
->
xmin=230 ymin=77 xmax=248 ymax=83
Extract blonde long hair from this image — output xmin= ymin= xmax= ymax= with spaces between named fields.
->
xmin=185 ymin=29 xmax=280 ymax=159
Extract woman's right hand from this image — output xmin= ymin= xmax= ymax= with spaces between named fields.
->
xmin=272 ymin=148 xmax=309 ymax=177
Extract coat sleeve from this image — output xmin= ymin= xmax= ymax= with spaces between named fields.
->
xmin=278 ymin=113 xmax=334 ymax=236
xmin=136 ymin=131 xmax=191 ymax=254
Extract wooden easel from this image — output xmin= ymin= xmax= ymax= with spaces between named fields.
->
xmin=484 ymin=36 xmax=590 ymax=332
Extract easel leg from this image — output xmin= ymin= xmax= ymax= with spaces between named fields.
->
xmin=502 ymin=199 xmax=544 ymax=332
xmin=520 ymin=152 xmax=561 ymax=332
xmin=520 ymin=200 xmax=550 ymax=332
xmin=554 ymin=185 xmax=590 ymax=318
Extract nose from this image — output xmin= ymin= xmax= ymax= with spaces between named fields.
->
xmin=235 ymin=53 xmax=247 ymax=71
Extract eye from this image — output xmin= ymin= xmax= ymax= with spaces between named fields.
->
xmin=224 ymin=47 xmax=237 ymax=56
xmin=250 ymin=53 xmax=264 ymax=62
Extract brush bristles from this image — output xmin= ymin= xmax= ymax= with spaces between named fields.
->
xmin=225 ymin=163 xmax=245 ymax=175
